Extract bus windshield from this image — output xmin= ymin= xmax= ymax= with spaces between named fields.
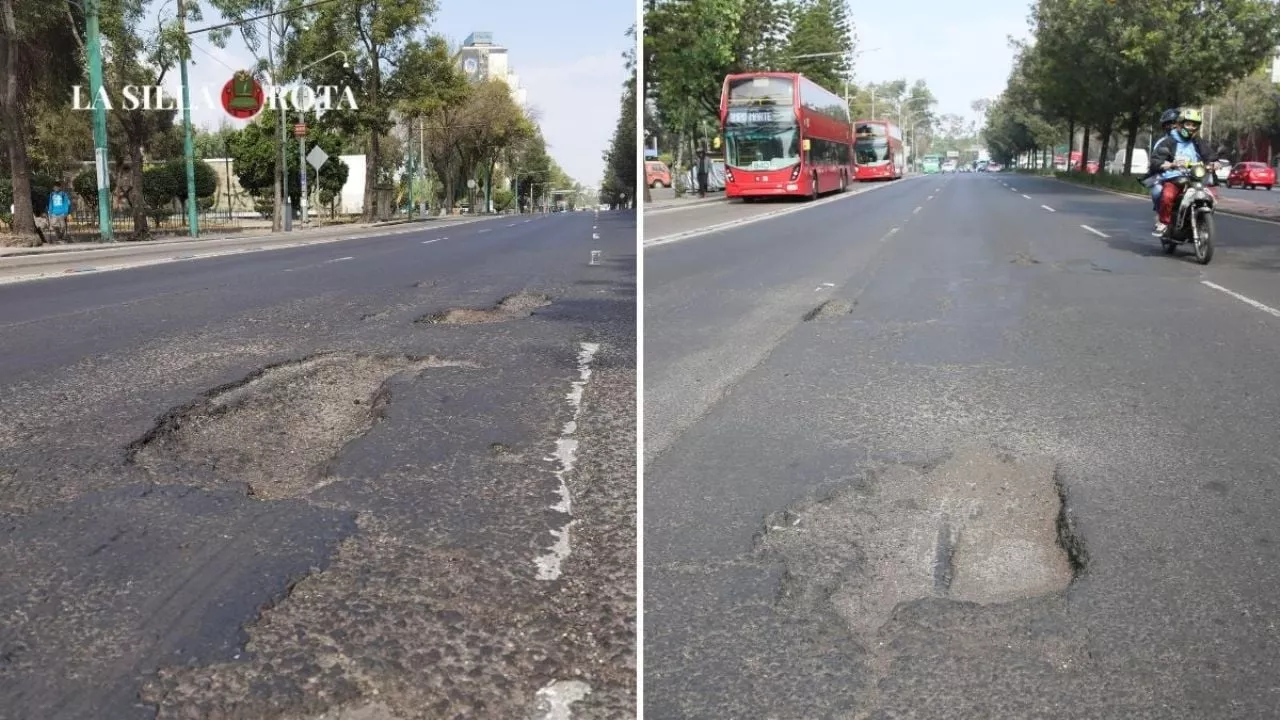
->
xmin=724 ymin=124 xmax=801 ymax=171
xmin=855 ymin=138 xmax=890 ymax=164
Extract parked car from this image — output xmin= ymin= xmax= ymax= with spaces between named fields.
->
xmin=1225 ymin=161 xmax=1274 ymax=190
xmin=646 ymin=160 xmax=672 ymax=189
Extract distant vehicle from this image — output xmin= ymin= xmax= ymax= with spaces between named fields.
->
xmin=921 ymin=154 xmax=943 ymax=174
xmin=1225 ymin=161 xmax=1274 ymax=190
xmin=852 ymin=120 xmax=904 ymax=181
xmin=646 ymin=160 xmax=671 ymax=189
xmin=1113 ymin=148 xmax=1149 ymax=175
xmin=941 ymin=160 xmax=957 ymax=173
xmin=719 ymin=72 xmax=853 ymax=199
xmin=1214 ymin=163 xmax=1231 ymax=182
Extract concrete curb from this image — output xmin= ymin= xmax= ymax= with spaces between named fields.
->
xmin=644 ymin=196 xmax=727 ymax=214
xmin=1030 ymin=174 xmax=1280 ymax=227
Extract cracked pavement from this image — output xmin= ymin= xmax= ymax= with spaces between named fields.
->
xmin=0 ymin=210 xmax=635 ymax=720
xmin=644 ymin=174 xmax=1280 ymax=718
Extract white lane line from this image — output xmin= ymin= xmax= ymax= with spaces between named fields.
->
xmin=645 ymin=181 xmax=899 ymax=247
xmin=1021 ymin=194 xmax=1032 ymax=199
xmin=478 ymin=228 xmax=491 ymax=234
xmin=534 ymin=341 xmax=601 ymax=581
xmin=533 ymin=680 xmax=592 ymax=720
xmin=1041 ymin=205 xmax=1056 ymax=212
xmin=1081 ymin=224 xmax=1109 ymax=238
xmin=883 ymin=227 xmax=899 ymax=241
xmin=506 ymin=222 xmax=517 ymax=227
xmin=326 ymin=256 xmax=354 ymax=263
xmin=927 ymin=194 xmax=935 ymax=200
xmin=421 ymin=239 xmax=440 ymax=245
xmin=1011 ymin=187 xmax=1018 ymax=192
xmin=1201 ymin=281 xmax=1280 ymax=318
xmin=912 ymin=206 xmax=922 ymax=214
xmin=813 ymin=282 xmax=836 ymax=292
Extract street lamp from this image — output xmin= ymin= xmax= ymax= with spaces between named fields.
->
xmin=294 ymin=51 xmax=349 ymax=225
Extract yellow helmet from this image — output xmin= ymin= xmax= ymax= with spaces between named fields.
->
xmin=1179 ymin=108 xmax=1203 ymax=124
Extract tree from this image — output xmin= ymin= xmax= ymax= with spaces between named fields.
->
xmin=603 ymin=27 xmax=638 ymax=209
xmin=781 ymin=0 xmax=855 ymax=93
xmin=1 ymin=0 xmax=84 ymax=245
xmin=299 ymin=0 xmax=437 ymax=221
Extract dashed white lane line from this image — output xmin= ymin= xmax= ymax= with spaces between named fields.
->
xmin=533 ymin=680 xmax=592 ymax=720
xmin=1022 ymin=194 xmax=1032 ymax=199
xmin=421 ymin=239 xmax=440 ymax=245
xmin=1081 ymin=224 xmax=1109 ymax=238
xmin=912 ymin=206 xmax=922 ymax=214
xmin=645 ymin=180 xmax=902 ymax=247
xmin=534 ymin=341 xmax=601 ymax=581
xmin=1201 ymin=281 xmax=1280 ymax=318
xmin=813 ymin=282 xmax=836 ymax=291
xmin=1041 ymin=205 xmax=1056 ymax=212
xmin=477 ymin=228 xmax=491 ymax=234
xmin=1010 ymin=187 xmax=1018 ymax=192
xmin=325 ymin=256 xmax=354 ymax=263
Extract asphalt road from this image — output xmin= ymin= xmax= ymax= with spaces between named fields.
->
xmin=0 ymin=210 xmax=636 ymax=720
xmin=644 ymin=173 xmax=1280 ymax=718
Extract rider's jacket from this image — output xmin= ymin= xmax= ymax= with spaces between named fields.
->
xmin=1150 ymin=131 xmax=1217 ymax=180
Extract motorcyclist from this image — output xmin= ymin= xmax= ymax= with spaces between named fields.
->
xmin=1141 ymin=108 xmax=1180 ymax=217
xmin=1149 ymin=108 xmax=1217 ymax=236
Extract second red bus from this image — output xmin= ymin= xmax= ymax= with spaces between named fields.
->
xmin=853 ymin=120 xmax=905 ymax=180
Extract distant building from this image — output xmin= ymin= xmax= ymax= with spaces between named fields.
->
xmin=459 ymin=31 xmax=528 ymax=106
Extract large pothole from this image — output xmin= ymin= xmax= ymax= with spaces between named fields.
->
xmin=417 ymin=292 xmax=551 ymax=325
xmin=127 ymin=353 xmax=473 ymax=499
xmin=758 ymin=445 xmax=1084 ymax=637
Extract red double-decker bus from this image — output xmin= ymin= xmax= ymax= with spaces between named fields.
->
xmin=719 ymin=72 xmax=853 ymax=200
xmin=853 ymin=120 xmax=905 ymax=180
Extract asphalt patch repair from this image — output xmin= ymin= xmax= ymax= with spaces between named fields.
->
xmin=418 ymin=291 xmax=551 ymax=325
xmin=758 ymin=444 xmax=1086 ymax=637
xmin=803 ymin=298 xmax=855 ymax=321
xmin=127 ymin=353 xmax=475 ymax=499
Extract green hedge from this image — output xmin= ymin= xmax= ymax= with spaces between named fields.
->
xmin=1053 ymin=170 xmax=1147 ymax=196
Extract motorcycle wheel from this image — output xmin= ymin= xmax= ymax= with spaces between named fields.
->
xmin=1194 ymin=214 xmax=1214 ymax=265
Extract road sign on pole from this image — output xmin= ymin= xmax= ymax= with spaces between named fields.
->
xmin=306 ymin=146 xmax=329 ymax=171
xmin=294 ymin=123 xmax=307 ymax=137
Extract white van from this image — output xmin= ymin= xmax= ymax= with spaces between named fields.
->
xmin=1113 ymin=149 xmax=1149 ymax=175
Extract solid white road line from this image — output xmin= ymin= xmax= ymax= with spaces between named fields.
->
xmin=1081 ymin=225 xmax=1109 ymax=238
xmin=1201 ymin=281 xmax=1280 ymax=318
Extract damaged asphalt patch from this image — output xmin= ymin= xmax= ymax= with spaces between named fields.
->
xmin=758 ymin=444 xmax=1083 ymax=638
xmin=127 ymin=353 xmax=475 ymax=499
xmin=803 ymin=298 xmax=855 ymax=321
xmin=418 ymin=291 xmax=551 ymax=325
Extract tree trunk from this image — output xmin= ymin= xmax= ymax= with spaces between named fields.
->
xmin=1080 ymin=124 xmax=1091 ymax=174
xmin=272 ymin=148 xmax=283 ymax=232
xmin=1098 ymin=120 xmax=1113 ymax=172
xmin=126 ymin=133 xmax=150 ymax=239
xmin=1067 ymin=118 xmax=1075 ymax=169
xmin=1123 ymin=108 xmax=1142 ymax=176
xmin=361 ymin=42 xmax=382 ymax=222
xmin=0 ymin=0 xmax=39 ymax=246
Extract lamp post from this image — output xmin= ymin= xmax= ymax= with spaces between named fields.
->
xmin=784 ymin=47 xmax=880 ymax=112
xmin=175 ymin=0 xmax=199 ymax=237
xmin=84 ymin=0 xmax=114 ymax=241
xmin=294 ymin=51 xmax=348 ymax=226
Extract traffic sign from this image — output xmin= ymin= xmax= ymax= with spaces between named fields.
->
xmin=306 ymin=145 xmax=329 ymax=171
xmin=293 ymin=123 xmax=307 ymax=137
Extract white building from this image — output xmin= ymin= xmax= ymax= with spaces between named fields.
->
xmin=459 ymin=32 xmax=528 ymax=106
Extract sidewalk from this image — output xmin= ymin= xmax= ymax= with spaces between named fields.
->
xmin=644 ymin=193 xmax=726 ymax=213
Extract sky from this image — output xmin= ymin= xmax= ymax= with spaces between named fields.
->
xmin=848 ymin=0 xmax=1032 ymax=124
xmin=155 ymin=0 xmax=635 ymax=187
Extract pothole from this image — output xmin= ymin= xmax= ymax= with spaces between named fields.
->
xmin=1010 ymin=251 xmax=1041 ymax=266
xmin=803 ymin=298 xmax=854 ymax=321
xmin=417 ymin=292 xmax=551 ymax=325
xmin=758 ymin=444 xmax=1083 ymax=637
xmin=127 ymin=353 xmax=474 ymax=499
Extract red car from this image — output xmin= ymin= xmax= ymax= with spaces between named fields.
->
xmin=1225 ymin=161 xmax=1275 ymax=190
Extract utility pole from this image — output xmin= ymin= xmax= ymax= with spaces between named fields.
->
xmin=266 ymin=12 xmax=291 ymax=231
xmin=298 ymin=110 xmax=308 ymax=224
xmin=176 ymin=0 xmax=198 ymax=237
xmin=85 ymin=0 xmax=114 ymax=241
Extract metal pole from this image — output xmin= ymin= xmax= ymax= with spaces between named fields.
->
xmin=419 ymin=118 xmax=427 ymax=216
xmin=268 ymin=13 xmax=291 ymax=231
xmin=405 ymin=119 xmax=414 ymax=218
xmin=176 ymin=0 xmax=198 ymax=237
xmin=298 ymin=111 xmax=308 ymax=224
xmin=85 ymin=0 xmax=114 ymax=241
xmin=224 ymin=138 xmax=231 ymax=220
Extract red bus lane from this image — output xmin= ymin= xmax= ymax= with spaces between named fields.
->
xmin=719 ymin=72 xmax=853 ymax=200
xmin=853 ymin=120 xmax=905 ymax=181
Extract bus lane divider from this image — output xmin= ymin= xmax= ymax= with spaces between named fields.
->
xmin=644 ymin=178 xmax=906 ymax=249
